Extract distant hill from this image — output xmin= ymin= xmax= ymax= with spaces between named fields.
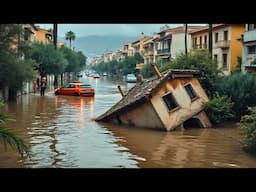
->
xmin=59 ymin=35 xmax=139 ymax=58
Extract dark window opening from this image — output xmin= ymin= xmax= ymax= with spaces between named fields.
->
xmin=248 ymin=46 xmax=256 ymax=54
xmin=162 ymin=92 xmax=178 ymax=111
xmin=199 ymin=36 xmax=202 ymax=48
xmin=184 ymin=84 xmax=197 ymax=100
xmin=24 ymin=29 xmax=30 ymax=41
xmin=248 ymin=24 xmax=256 ymax=31
xmin=215 ymin=32 xmax=218 ymax=43
xmin=224 ymin=30 xmax=228 ymax=41
xmin=183 ymin=118 xmax=203 ymax=129
xmin=223 ymin=53 xmax=228 ymax=69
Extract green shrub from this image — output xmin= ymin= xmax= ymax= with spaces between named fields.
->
xmin=240 ymin=107 xmax=256 ymax=154
xmin=217 ymin=72 xmax=256 ymax=120
xmin=203 ymin=95 xmax=234 ymax=126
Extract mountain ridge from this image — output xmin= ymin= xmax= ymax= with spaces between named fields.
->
xmin=59 ymin=35 xmax=139 ymax=58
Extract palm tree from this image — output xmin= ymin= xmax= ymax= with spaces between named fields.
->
xmin=0 ymin=101 xmax=29 ymax=157
xmin=65 ymin=30 xmax=76 ymax=49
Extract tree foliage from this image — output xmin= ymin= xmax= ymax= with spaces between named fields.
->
xmin=203 ymin=95 xmax=234 ymax=126
xmin=65 ymin=30 xmax=76 ymax=49
xmin=0 ymin=24 xmax=36 ymax=101
xmin=93 ymin=53 xmax=143 ymax=76
xmin=159 ymin=51 xmax=222 ymax=97
xmin=217 ymin=72 xmax=256 ymax=120
xmin=31 ymin=42 xmax=67 ymax=76
xmin=240 ymin=107 xmax=256 ymax=154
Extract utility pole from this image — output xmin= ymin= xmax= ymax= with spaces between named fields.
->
xmin=53 ymin=23 xmax=57 ymax=49
xmin=53 ymin=24 xmax=59 ymax=87
xmin=185 ymin=24 xmax=188 ymax=56
xmin=208 ymin=24 xmax=213 ymax=57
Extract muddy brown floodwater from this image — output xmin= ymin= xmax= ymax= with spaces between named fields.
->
xmin=1 ymin=76 xmax=256 ymax=168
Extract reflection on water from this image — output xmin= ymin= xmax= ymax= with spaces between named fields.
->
xmin=1 ymin=76 xmax=256 ymax=168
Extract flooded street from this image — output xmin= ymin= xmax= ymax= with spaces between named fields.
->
xmin=1 ymin=76 xmax=256 ymax=168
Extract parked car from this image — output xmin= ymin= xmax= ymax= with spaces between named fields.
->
xmin=54 ymin=82 xmax=95 ymax=97
xmin=126 ymin=74 xmax=137 ymax=83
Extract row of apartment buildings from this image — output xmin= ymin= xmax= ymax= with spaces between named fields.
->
xmin=91 ymin=24 xmax=256 ymax=75
xmin=21 ymin=24 xmax=64 ymax=47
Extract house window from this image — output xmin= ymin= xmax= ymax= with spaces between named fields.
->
xmin=248 ymin=46 xmax=256 ymax=54
xmin=224 ymin=30 xmax=228 ymax=41
xmin=162 ymin=92 xmax=179 ymax=112
xmin=184 ymin=84 xmax=197 ymax=101
xmin=215 ymin=32 xmax=218 ymax=43
xmin=223 ymin=53 xmax=228 ymax=69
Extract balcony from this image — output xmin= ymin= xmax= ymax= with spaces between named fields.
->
xmin=216 ymin=40 xmax=230 ymax=48
xmin=192 ymin=44 xmax=208 ymax=50
xmin=244 ymin=54 xmax=256 ymax=68
xmin=144 ymin=48 xmax=154 ymax=56
xmin=157 ymin=48 xmax=170 ymax=55
xmin=243 ymin=30 xmax=256 ymax=43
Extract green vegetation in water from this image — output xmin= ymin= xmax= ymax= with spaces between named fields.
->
xmin=217 ymin=72 xmax=256 ymax=120
xmin=240 ymin=107 xmax=256 ymax=154
xmin=203 ymin=95 xmax=234 ymax=126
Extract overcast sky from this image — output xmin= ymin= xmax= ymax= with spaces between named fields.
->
xmin=37 ymin=24 xmax=202 ymax=38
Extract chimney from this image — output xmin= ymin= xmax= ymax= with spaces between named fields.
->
xmin=117 ymin=85 xmax=124 ymax=97
xmin=151 ymin=63 xmax=162 ymax=79
xmin=137 ymin=74 xmax=144 ymax=82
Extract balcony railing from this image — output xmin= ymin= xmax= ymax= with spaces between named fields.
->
xmin=215 ymin=40 xmax=230 ymax=48
xmin=243 ymin=30 xmax=256 ymax=43
xmin=244 ymin=55 xmax=256 ymax=67
xmin=144 ymin=49 xmax=154 ymax=56
xmin=192 ymin=44 xmax=208 ymax=49
xmin=157 ymin=48 xmax=170 ymax=55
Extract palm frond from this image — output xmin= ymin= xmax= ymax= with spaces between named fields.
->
xmin=0 ymin=127 xmax=29 ymax=157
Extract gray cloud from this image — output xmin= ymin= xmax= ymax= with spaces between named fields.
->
xmin=37 ymin=24 xmax=186 ymax=37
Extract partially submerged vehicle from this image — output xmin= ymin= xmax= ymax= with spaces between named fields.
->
xmin=54 ymin=82 xmax=95 ymax=97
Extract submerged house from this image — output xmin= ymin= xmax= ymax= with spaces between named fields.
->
xmin=95 ymin=66 xmax=212 ymax=131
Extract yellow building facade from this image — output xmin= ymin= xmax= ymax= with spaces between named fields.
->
xmin=190 ymin=24 xmax=245 ymax=74
xmin=35 ymin=27 xmax=53 ymax=44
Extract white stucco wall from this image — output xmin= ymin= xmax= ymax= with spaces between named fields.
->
xmin=150 ymin=78 xmax=209 ymax=131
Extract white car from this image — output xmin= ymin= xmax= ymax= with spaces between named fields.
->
xmin=126 ymin=74 xmax=137 ymax=83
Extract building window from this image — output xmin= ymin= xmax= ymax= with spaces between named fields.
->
xmin=224 ymin=30 xmax=228 ymax=41
xmin=162 ymin=92 xmax=179 ymax=112
xmin=199 ymin=36 xmax=202 ymax=48
xmin=193 ymin=37 xmax=197 ymax=48
xmin=184 ymin=84 xmax=197 ymax=101
xmin=247 ymin=24 xmax=256 ymax=31
xmin=24 ymin=29 xmax=30 ymax=41
xmin=248 ymin=46 xmax=256 ymax=54
xmin=214 ymin=54 xmax=218 ymax=60
xmin=204 ymin=35 xmax=207 ymax=48
xmin=223 ymin=53 xmax=228 ymax=69
xmin=215 ymin=32 xmax=219 ymax=43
